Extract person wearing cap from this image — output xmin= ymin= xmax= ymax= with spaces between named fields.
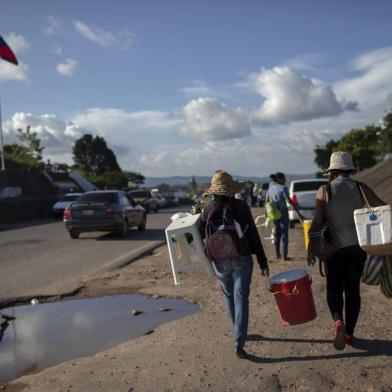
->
xmin=308 ymin=151 xmax=385 ymax=350
xmin=266 ymin=172 xmax=304 ymax=261
xmin=199 ymin=170 xmax=270 ymax=358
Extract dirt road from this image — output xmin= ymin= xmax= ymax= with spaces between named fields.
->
xmin=6 ymin=208 xmax=392 ymax=391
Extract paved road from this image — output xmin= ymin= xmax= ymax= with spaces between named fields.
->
xmin=0 ymin=207 xmax=187 ymax=304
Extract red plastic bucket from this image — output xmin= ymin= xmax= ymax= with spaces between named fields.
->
xmin=270 ymin=269 xmax=317 ymax=326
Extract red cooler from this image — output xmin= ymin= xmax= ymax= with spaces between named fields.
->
xmin=270 ymin=269 xmax=317 ymax=326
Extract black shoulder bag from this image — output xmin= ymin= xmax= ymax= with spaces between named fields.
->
xmin=308 ymin=183 xmax=339 ymax=276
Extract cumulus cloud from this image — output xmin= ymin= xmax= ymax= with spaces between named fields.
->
xmin=4 ymin=112 xmax=87 ymax=155
xmin=335 ymin=46 xmax=392 ymax=108
xmin=73 ymin=20 xmax=135 ymax=50
xmin=251 ymin=67 xmax=357 ymax=124
xmin=56 ymin=58 xmax=79 ymax=76
xmin=43 ymin=16 xmax=63 ymax=35
xmin=0 ymin=33 xmax=30 ymax=82
xmin=181 ymin=97 xmax=251 ymax=141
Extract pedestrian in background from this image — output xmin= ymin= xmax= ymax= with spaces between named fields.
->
xmin=199 ymin=170 xmax=269 ymax=358
xmin=308 ymin=152 xmax=385 ymax=350
xmin=267 ymin=172 xmax=304 ymax=260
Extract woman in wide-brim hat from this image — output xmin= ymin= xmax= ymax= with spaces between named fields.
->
xmin=199 ymin=170 xmax=269 ymax=358
xmin=308 ymin=151 xmax=385 ymax=350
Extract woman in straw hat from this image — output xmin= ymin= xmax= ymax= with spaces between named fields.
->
xmin=308 ymin=151 xmax=385 ymax=350
xmin=199 ymin=170 xmax=270 ymax=358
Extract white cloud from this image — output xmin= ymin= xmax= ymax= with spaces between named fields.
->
xmin=180 ymin=79 xmax=233 ymax=100
xmin=4 ymin=33 xmax=30 ymax=53
xmin=73 ymin=108 xmax=179 ymax=132
xmin=181 ymin=97 xmax=251 ymax=141
xmin=0 ymin=33 xmax=30 ymax=82
xmin=56 ymin=58 xmax=79 ymax=76
xmin=251 ymin=67 xmax=357 ymax=124
xmin=335 ymin=46 xmax=392 ymax=109
xmin=44 ymin=16 xmax=63 ymax=35
xmin=73 ymin=20 xmax=135 ymax=50
xmin=283 ymin=53 xmax=325 ymax=72
xmin=0 ymin=61 xmax=28 ymax=82
xmin=52 ymin=45 xmax=63 ymax=56
xmin=4 ymin=112 xmax=87 ymax=155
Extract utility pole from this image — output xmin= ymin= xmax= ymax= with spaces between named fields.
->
xmin=0 ymin=99 xmax=5 ymax=171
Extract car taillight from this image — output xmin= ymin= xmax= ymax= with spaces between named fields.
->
xmin=63 ymin=209 xmax=72 ymax=219
xmin=105 ymin=208 xmax=116 ymax=217
xmin=291 ymin=194 xmax=299 ymax=206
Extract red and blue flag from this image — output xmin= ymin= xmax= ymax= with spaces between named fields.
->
xmin=0 ymin=34 xmax=18 ymax=65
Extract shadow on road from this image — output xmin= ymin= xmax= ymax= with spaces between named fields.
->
xmin=245 ymin=334 xmax=392 ymax=363
xmin=96 ymin=228 xmax=166 ymax=242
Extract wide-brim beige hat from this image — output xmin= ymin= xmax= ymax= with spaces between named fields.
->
xmin=204 ymin=170 xmax=243 ymax=197
xmin=326 ymin=151 xmax=356 ymax=172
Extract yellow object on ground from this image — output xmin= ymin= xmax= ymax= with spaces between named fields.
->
xmin=302 ymin=219 xmax=312 ymax=251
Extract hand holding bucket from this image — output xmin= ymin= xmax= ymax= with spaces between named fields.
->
xmin=268 ymin=269 xmax=317 ymax=326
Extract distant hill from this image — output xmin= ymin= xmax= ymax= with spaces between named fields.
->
xmin=144 ymin=173 xmax=315 ymax=188
xmin=354 ymin=158 xmax=392 ymax=204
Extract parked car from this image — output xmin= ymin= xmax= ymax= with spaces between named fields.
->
xmin=52 ymin=193 xmax=82 ymax=218
xmin=63 ymin=191 xmax=146 ymax=239
xmin=154 ymin=193 xmax=168 ymax=208
xmin=287 ymin=179 xmax=328 ymax=228
xmin=128 ymin=189 xmax=159 ymax=213
xmin=257 ymin=183 xmax=270 ymax=206
xmin=164 ymin=195 xmax=179 ymax=207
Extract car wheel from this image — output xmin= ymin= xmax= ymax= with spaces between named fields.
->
xmin=69 ymin=230 xmax=79 ymax=239
xmin=119 ymin=219 xmax=129 ymax=238
xmin=138 ymin=215 xmax=146 ymax=231
xmin=289 ymin=221 xmax=296 ymax=229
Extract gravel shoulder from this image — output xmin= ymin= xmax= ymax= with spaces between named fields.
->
xmin=5 ymin=208 xmax=392 ymax=392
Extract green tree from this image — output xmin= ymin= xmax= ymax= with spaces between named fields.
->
xmin=72 ymin=134 xmax=121 ymax=176
xmin=4 ymin=143 xmax=41 ymax=169
xmin=124 ymin=171 xmax=145 ymax=185
xmin=380 ymin=111 xmax=392 ymax=157
xmin=93 ymin=171 xmax=128 ymax=190
xmin=17 ymin=125 xmax=44 ymax=162
xmin=337 ymin=126 xmax=380 ymax=170
xmin=314 ymin=139 xmax=339 ymax=171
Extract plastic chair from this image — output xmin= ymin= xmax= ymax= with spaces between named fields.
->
xmin=165 ymin=213 xmax=215 ymax=285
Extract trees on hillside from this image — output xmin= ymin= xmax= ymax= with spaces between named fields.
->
xmin=17 ymin=126 xmax=44 ymax=161
xmin=4 ymin=126 xmax=44 ymax=169
xmin=314 ymin=110 xmax=392 ymax=173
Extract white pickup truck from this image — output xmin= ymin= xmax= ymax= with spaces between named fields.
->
xmin=287 ymin=179 xmax=328 ymax=228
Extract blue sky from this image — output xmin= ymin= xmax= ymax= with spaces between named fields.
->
xmin=1 ymin=0 xmax=392 ymax=176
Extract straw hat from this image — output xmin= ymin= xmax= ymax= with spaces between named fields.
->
xmin=204 ymin=170 xmax=243 ymax=197
xmin=326 ymin=151 xmax=356 ymax=172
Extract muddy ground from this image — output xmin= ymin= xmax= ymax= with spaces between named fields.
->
xmin=4 ymin=208 xmax=392 ymax=392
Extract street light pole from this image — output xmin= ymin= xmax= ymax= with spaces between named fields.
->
xmin=0 ymin=99 xmax=5 ymax=171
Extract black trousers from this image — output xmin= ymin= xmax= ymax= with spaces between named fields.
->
xmin=326 ymin=245 xmax=367 ymax=335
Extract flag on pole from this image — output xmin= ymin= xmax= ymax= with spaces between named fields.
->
xmin=0 ymin=34 xmax=18 ymax=65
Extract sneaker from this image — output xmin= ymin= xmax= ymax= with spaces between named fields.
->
xmin=235 ymin=346 xmax=247 ymax=358
xmin=343 ymin=334 xmax=356 ymax=346
xmin=333 ymin=320 xmax=346 ymax=350
xmin=283 ymin=257 xmax=291 ymax=261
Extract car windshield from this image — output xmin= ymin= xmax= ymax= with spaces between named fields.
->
xmin=293 ymin=181 xmax=327 ymax=192
xmin=129 ymin=191 xmax=148 ymax=198
xmin=75 ymin=193 xmax=117 ymax=203
xmin=62 ymin=195 xmax=80 ymax=202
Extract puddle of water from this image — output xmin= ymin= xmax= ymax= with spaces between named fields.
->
xmin=0 ymin=294 xmax=198 ymax=382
